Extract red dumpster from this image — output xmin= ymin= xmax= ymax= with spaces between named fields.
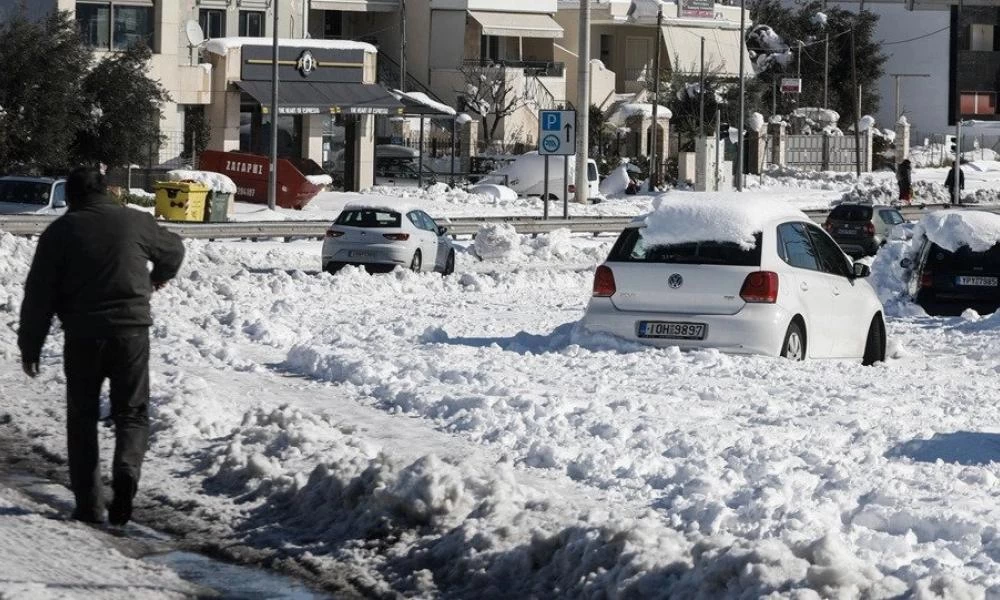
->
xmin=198 ymin=150 xmax=321 ymax=210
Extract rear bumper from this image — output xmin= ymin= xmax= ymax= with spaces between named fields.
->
xmin=833 ymin=236 xmax=879 ymax=256
xmin=581 ymin=298 xmax=792 ymax=357
xmin=322 ymin=241 xmax=413 ymax=268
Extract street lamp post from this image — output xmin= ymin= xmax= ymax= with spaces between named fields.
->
xmin=736 ymin=0 xmax=747 ymax=191
xmin=267 ymin=0 xmax=279 ymax=211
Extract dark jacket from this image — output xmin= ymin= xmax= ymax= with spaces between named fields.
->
xmin=18 ymin=193 xmax=185 ymax=362
xmin=896 ymin=162 xmax=912 ymax=191
xmin=945 ymin=165 xmax=965 ymax=191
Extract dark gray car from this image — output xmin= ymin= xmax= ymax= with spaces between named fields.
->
xmin=823 ymin=204 xmax=905 ymax=257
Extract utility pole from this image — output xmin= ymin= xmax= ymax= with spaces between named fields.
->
xmin=649 ymin=6 xmax=663 ymax=190
xmin=267 ymin=0 xmax=279 ymax=211
xmin=822 ymin=0 xmax=828 ymax=109
xmin=736 ymin=0 xmax=746 ymax=191
xmin=575 ymin=0 xmax=591 ymax=203
xmin=850 ymin=28 xmax=861 ymax=176
xmin=699 ymin=36 xmax=705 ymax=138
xmin=400 ymin=0 xmax=407 ymax=91
xmin=953 ymin=0 xmax=964 ymax=204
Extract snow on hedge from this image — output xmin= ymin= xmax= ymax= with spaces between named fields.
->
xmin=641 ymin=195 xmax=808 ymax=249
xmin=607 ymin=102 xmax=672 ymax=126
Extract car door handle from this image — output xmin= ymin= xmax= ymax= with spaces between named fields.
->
xmin=800 ymin=282 xmax=809 ymax=291
xmin=832 ymin=287 xmax=841 ymax=296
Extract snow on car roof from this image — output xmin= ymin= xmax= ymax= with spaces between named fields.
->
xmin=203 ymin=37 xmax=377 ymax=56
xmin=919 ymin=210 xmax=1000 ymax=253
xmin=341 ymin=202 xmax=422 ymax=215
xmin=639 ymin=195 xmax=810 ymax=249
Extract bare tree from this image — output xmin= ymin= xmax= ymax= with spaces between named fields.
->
xmin=457 ymin=62 xmax=529 ymax=146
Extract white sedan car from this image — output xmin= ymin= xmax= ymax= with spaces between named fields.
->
xmin=0 ymin=176 xmax=68 ymax=215
xmin=582 ymin=205 xmax=886 ymax=364
xmin=322 ymin=204 xmax=455 ymax=275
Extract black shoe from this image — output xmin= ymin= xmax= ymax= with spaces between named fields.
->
xmin=71 ymin=508 xmax=105 ymax=524
xmin=108 ymin=478 xmax=136 ymax=526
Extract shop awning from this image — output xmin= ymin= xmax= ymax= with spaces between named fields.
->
xmin=468 ymin=11 xmax=563 ymax=39
xmin=659 ymin=25 xmax=746 ymax=77
xmin=235 ymin=80 xmax=404 ymax=116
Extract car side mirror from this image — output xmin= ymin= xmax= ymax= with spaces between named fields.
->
xmin=53 ymin=198 xmax=66 ymax=208
xmin=899 ymin=258 xmax=912 ymax=269
xmin=437 ymin=225 xmax=448 ymax=236
xmin=853 ymin=262 xmax=871 ymax=279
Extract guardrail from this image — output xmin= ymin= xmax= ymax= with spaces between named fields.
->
xmin=0 ymin=203 xmax=985 ymax=240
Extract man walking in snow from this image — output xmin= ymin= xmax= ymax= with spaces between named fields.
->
xmin=18 ymin=166 xmax=185 ymax=526
xmin=896 ymin=159 xmax=912 ymax=205
xmin=945 ymin=160 xmax=965 ymax=205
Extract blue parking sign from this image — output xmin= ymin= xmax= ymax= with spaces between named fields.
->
xmin=542 ymin=111 xmax=562 ymax=132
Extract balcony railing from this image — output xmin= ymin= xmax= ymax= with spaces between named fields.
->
xmin=462 ymin=59 xmax=565 ymax=78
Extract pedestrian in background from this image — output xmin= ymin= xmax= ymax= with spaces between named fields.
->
xmin=18 ymin=166 xmax=185 ymax=526
xmin=945 ymin=160 xmax=965 ymax=205
xmin=896 ymin=159 xmax=912 ymax=205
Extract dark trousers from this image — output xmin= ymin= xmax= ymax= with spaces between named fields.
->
xmin=64 ymin=334 xmax=150 ymax=515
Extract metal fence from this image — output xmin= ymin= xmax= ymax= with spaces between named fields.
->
xmin=785 ymin=134 xmax=870 ymax=172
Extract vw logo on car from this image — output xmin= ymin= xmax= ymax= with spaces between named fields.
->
xmin=667 ymin=273 xmax=683 ymax=289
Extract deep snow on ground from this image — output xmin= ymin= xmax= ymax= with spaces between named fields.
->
xmin=3 ymin=197 xmax=1000 ymax=598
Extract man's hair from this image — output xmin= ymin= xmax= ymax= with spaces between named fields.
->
xmin=66 ymin=166 xmax=107 ymax=202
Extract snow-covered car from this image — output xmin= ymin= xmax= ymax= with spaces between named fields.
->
xmin=582 ymin=198 xmax=887 ymax=364
xmin=893 ymin=211 xmax=1000 ymax=316
xmin=0 ymin=176 xmax=68 ymax=215
xmin=322 ymin=204 xmax=455 ymax=275
xmin=487 ymin=152 xmax=599 ymax=201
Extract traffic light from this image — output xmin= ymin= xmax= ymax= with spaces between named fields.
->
xmin=719 ymin=122 xmax=730 ymax=140
xmin=945 ymin=134 xmax=957 ymax=158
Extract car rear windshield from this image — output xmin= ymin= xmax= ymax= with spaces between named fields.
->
xmin=829 ymin=205 xmax=873 ymax=221
xmin=0 ymin=181 xmax=50 ymax=205
xmin=607 ymin=228 xmax=762 ymax=266
xmin=927 ymin=243 xmax=1000 ymax=271
xmin=334 ymin=209 xmax=402 ymax=228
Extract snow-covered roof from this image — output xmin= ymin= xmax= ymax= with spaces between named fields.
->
xmin=640 ymin=195 xmax=809 ymax=249
xmin=204 ymin=37 xmax=377 ymax=56
xmin=391 ymin=90 xmax=457 ymax=116
xmin=919 ymin=210 xmax=1000 ymax=253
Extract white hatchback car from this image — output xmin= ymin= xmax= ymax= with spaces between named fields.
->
xmin=582 ymin=202 xmax=887 ymax=364
xmin=322 ymin=204 xmax=456 ymax=275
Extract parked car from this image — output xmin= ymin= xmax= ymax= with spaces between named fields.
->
xmin=822 ymin=204 xmax=905 ymax=257
xmin=904 ymin=240 xmax=1000 ymax=317
xmin=373 ymin=145 xmax=438 ymax=188
xmin=322 ymin=204 xmax=455 ymax=275
xmin=0 ymin=176 xmax=68 ymax=215
xmin=487 ymin=152 xmax=599 ymax=201
xmin=582 ymin=205 xmax=886 ymax=364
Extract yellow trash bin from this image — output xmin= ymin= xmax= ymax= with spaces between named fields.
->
xmin=154 ymin=181 xmax=209 ymax=222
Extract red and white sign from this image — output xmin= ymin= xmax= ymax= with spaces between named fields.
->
xmin=781 ymin=78 xmax=802 ymax=94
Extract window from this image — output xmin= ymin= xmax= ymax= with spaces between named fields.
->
xmin=51 ymin=183 xmax=66 ymax=208
xmin=806 ymin=225 xmax=851 ymax=277
xmin=829 ymin=204 xmax=873 ymax=222
xmin=324 ymin=11 xmax=343 ymax=39
xmin=969 ymin=24 xmax=994 ymax=51
xmin=607 ymin=229 xmax=762 ymax=266
xmin=777 ymin=222 xmax=819 ymax=271
xmin=600 ymin=34 xmax=613 ymax=65
xmin=0 ymin=181 xmax=52 ymax=205
xmin=481 ymin=35 xmax=500 ymax=61
xmin=336 ymin=210 xmax=402 ymax=228
xmin=960 ymin=92 xmax=996 ymax=116
xmin=879 ymin=210 xmax=904 ymax=226
xmin=239 ymin=11 xmax=264 ymax=37
xmin=76 ymin=2 xmax=153 ymax=50
xmin=407 ymin=211 xmax=436 ymax=232
xmin=199 ymin=9 xmax=225 ymax=39
xmin=418 ymin=211 xmax=440 ymax=233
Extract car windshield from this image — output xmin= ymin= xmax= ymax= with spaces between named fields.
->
xmin=0 ymin=181 xmax=51 ymax=205
xmin=334 ymin=209 xmax=402 ymax=228
xmin=607 ymin=228 xmax=762 ymax=266
xmin=830 ymin=205 xmax=873 ymax=221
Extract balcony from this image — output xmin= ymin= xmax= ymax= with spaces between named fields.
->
xmin=462 ymin=59 xmax=565 ymax=78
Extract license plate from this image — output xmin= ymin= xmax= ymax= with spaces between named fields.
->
xmin=637 ymin=321 xmax=707 ymax=340
xmin=837 ymin=227 xmax=857 ymax=236
xmin=956 ymin=275 xmax=998 ymax=287
xmin=349 ymin=250 xmax=376 ymax=258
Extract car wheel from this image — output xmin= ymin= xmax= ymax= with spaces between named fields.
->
xmin=324 ymin=262 xmax=344 ymax=275
xmin=780 ymin=321 xmax=806 ymax=361
xmin=443 ymin=249 xmax=455 ymax=276
xmin=410 ymin=250 xmax=422 ymax=273
xmin=862 ymin=315 xmax=886 ymax=366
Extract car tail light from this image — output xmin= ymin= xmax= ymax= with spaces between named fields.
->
xmin=592 ymin=265 xmax=616 ymax=297
xmin=920 ymin=270 xmax=933 ymax=288
xmin=864 ymin=222 xmax=876 ymax=236
xmin=568 ymin=184 xmax=576 ymax=194
xmin=740 ymin=271 xmax=779 ymax=303
xmin=383 ymin=233 xmax=410 ymax=241
xmin=325 ymin=230 xmax=345 ymax=238
xmin=823 ymin=221 xmax=833 ymax=232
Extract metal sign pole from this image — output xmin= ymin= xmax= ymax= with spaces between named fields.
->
xmin=562 ymin=156 xmax=569 ymax=219
xmin=267 ymin=0 xmax=279 ymax=211
xmin=543 ymin=156 xmax=550 ymax=220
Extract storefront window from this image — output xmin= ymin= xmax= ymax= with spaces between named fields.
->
xmin=323 ymin=114 xmax=347 ymax=183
